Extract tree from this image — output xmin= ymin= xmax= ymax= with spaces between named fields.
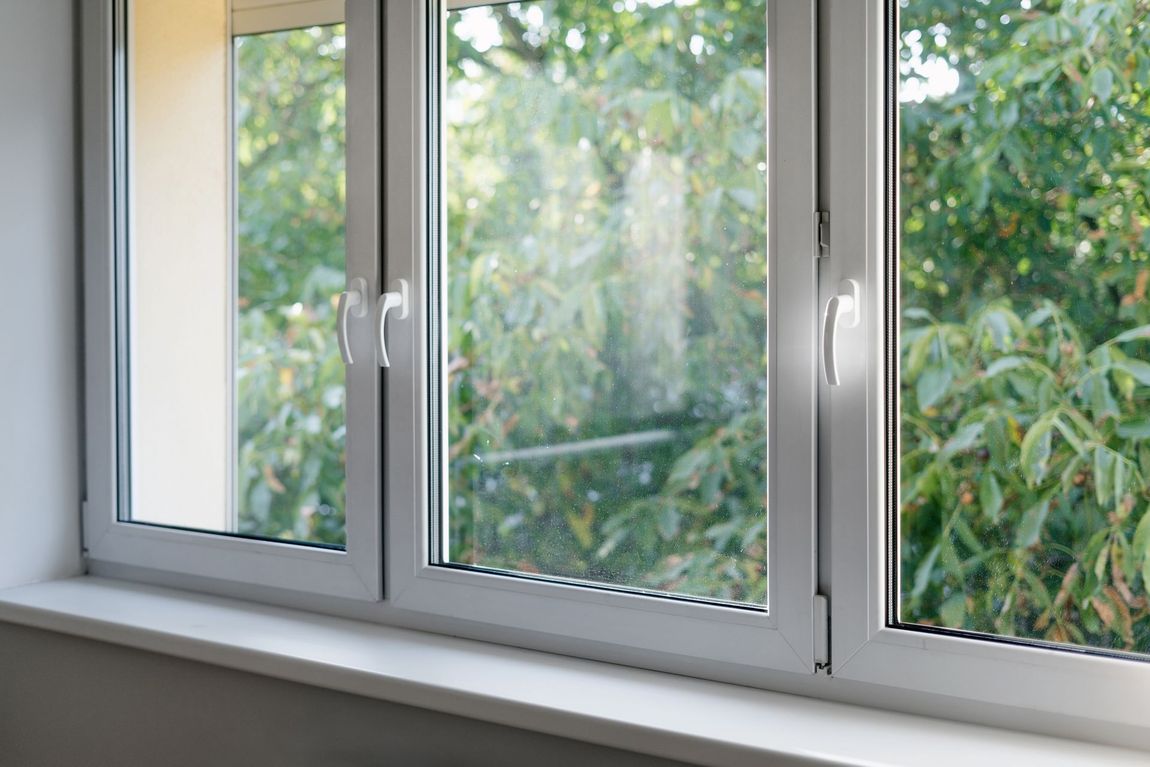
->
xmin=235 ymin=25 xmax=348 ymax=545
xmin=898 ymin=0 xmax=1150 ymax=651
xmin=443 ymin=0 xmax=769 ymax=601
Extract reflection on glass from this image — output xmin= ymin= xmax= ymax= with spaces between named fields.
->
xmin=898 ymin=2 xmax=1150 ymax=653
xmin=442 ymin=0 xmax=769 ymax=603
xmin=234 ymin=25 xmax=348 ymax=545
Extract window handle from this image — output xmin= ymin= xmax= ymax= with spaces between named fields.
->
xmin=375 ymin=279 xmax=409 ymax=368
xmin=822 ymin=279 xmax=860 ymax=386
xmin=337 ymin=277 xmax=368 ymax=365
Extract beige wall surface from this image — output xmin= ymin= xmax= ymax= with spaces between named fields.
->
xmin=131 ymin=0 xmax=230 ymax=530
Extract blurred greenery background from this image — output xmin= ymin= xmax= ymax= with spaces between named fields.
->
xmin=231 ymin=0 xmax=1150 ymax=650
xmin=234 ymin=25 xmax=349 ymax=546
xmin=897 ymin=0 xmax=1150 ymax=652
xmin=440 ymin=0 xmax=769 ymax=602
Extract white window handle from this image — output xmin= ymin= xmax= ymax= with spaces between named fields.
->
xmin=375 ymin=279 xmax=409 ymax=368
xmin=336 ymin=277 xmax=368 ymax=365
xmin=822 ymin=278 xmax=860 ymax=386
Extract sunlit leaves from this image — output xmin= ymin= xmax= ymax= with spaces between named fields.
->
xmin=900 ymin=0 xmax=1150 ymax=651
xmin=234 ymin=25 xmax=348 ymax=544
xmin=442 ymin=0 xmax=769 ymax=602
xmin=902 ymin=300 xmax=1150 ymax=651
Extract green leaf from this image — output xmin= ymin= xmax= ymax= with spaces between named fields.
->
xmin=953 ymin=516 xmax=986 ymax=555
xmin=1082 ymin=528 xmax=1111 ymax=588
xmin=940 ymin=535 xmax=963 ymax=579
xmin=905 ymin=330 xmax=934 ymax=381
xmin=1094 ymin=447 xmax=1115 ymax=507
xmin=1113 ymin=458 xmax=1126 ymax=513
xmin=700 ymin=468 xmax=723 ymax=506
xmin=941 ymin=423 xmax=983 ymax=458
xmin=981 ymin=310 xmax=1015 ymax=350
xmin=1016 ymin=58 xmax=1059 ymax=86
xmin=980 ymin=473 xmax=1003 ymax=523
xmin=1094 ymin=537 xmax=1111 ymax=583
xmin=917 ymin=366 xmax=953 ymax=411
xmin=1020 ymin=413 xmax=1055 ymax=487
xmin=1110 ymin=325 xmax=1150 ymax=344
xmin=1025 ymin=305 xmax=1056 ymax=329
xmin=1051 ymin=416 xmax=1087 ymax=457
xmin=1130 ymin=510 xmax=1150 ymax=593
xmin=1014 ymin=498 xmax=1051 ymax=549
xmin=912 ymin=543 xmax=941 ymax=598
xmin=939 ymin=593 xmax=966 ymax=629
xmin=657 ymin=504 xmax=681 ymax=541
xmin=985 ymin=356 xmax=1027 ymax=377
xmin=727 ymin=188 xmax=757 ymax=212
xmin=1113 ymin=359 xmax=1150 ymax=386
xmin=1091 ymin=66 xmax=1114 ymax=101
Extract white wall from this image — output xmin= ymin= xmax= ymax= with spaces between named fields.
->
xmin=0 ymin=0 xmax=83 ymax=587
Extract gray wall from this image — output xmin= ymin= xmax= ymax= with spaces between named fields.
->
xmin=0 ymin=622 xmax=690 ymax=767
xmin=0 ymin=0 xmax=84 ymax=588
xmin=0 ymin=3 xmax=683 ymax=765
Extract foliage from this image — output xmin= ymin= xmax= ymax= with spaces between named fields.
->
xmin=443 ymin=0 xmax=769 ymax=601
xmin=899 ymin=0 xmax=1150 ymax=651
xmin=234 ymin=25 xmax=348 ymax=544
xmin=902 ymin=301 xmax=1150 ymax=648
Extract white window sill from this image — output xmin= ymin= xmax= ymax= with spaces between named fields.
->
xmin=0 ymin=576 xmax=1144 ymax=767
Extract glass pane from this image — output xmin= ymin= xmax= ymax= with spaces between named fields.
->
xmin=233 ymin=25 xmax=348 ymax=545
xmin=440 ymin=0 xmax=769 ymax=604
xmin=125 ymin=1 xmax=348 ymax=545
xmin=897 ymin=1 xmax=1150 ymax=653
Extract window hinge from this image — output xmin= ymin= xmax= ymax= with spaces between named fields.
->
xmin=814 ymin=594 xmax=830 ymax=672
xmin=80 ymin=499 xmax=90 ymax=558
xmin=815 ymin=211 xmax=830 ymax=258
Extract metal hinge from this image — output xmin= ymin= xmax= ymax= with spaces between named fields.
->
xmin=815 ymin=211 xmax=830 ymax=258
xmin=813 ymin=594 xmax=830 ymax=672
xmin=80 ymin=499 xmax=90 ymax=558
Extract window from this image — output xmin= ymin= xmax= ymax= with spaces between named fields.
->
xmin=382 ymin=0 xmax=818 ymax=674
xmin=438 ymin=2 xmax=769 ymax=604
xmin=80 ymin=0 xmax=1150 ymax=744
xmin=233 ymin=23 xmax=349 ymax=546
xmin=825 ymin=0 xmax=1150 ymax=739
xmin=84 ymin=0 xmax=380 ymax=598
xmin=894 ymin=0 xmax=1150 ymax=658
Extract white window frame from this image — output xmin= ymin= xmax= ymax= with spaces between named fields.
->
xmin=823 ymin=0 xmax=1150 ymax=744
xmin=83 ymin=0 xmax=826 ymax=681
xmin=78 ymin=0 xmax=1150 ymax=744
xmin=81 ymin=0 xmax=382 ymax=600
xmin=376 ymin=0 xmax=823 ymax=678
xmin=231 ymin=0 xmax=344 ymax=35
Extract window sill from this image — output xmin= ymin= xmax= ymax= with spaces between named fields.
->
xmin=0 ymin=576 xmax=1144 ymax=767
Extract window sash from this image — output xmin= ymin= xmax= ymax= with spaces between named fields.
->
xmin=823 ymin=0 xmax=1150 ymax=739
xmin=81 ymin=0 xmax=382 ymax=600
xmin=378 ymin=0 xmax=822 ymax=674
